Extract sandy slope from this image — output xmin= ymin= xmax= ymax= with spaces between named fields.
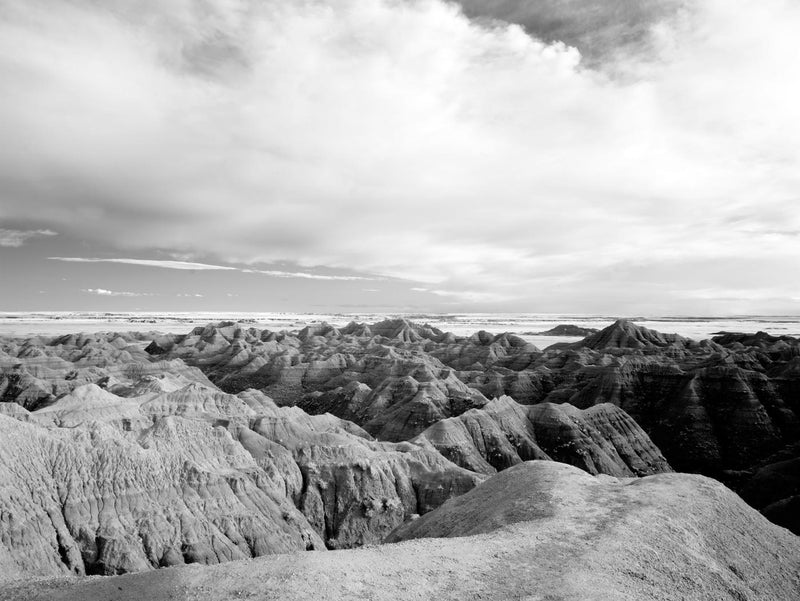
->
xmin=3 ymin=461 xmax=798 ymax=601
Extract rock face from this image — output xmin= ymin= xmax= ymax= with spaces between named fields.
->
xmin=578 ymin=318 xmax=691 ymax=350
xmin=2 ymin=313 xmax=799 ymax=584
xmin=140 ymin=320 xmax=501 ymax=440
xmin=0 ymin=330 xmax=212 ymax=411
xmin=0 ymin=412 xmax=323 ymax=577
xmin=136 ymin=319 xmax=799 ymax=531
xmin=540 ymin=323 xmax=799 ymax=530
xmin=6 ymin=461 xmax=798 ymax=601
xmin=0 ymin=375 xmax=482 ymax=577
xmin=413 ymin=396 xmax=670 ymax=477
xmin=298 ymin=360 xmax=488 ymax=441
xmin=513 ymin=320 xmax=800 ymax=533
xmin=739 ymin=447 xmax=800 ymax=535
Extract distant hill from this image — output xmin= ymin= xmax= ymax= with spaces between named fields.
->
xmin=535 ymin=324 xmax=599 ymax=336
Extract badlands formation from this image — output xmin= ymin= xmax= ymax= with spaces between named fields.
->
xmin=1 ymin=318 xmax=799 ymax=599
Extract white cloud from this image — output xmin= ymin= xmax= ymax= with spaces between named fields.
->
xmin=84 ymin=288 xmax=152 ymax=297
xmin=50 ymin=258 xmax=237 ymax=270
xmin=0 ymin=228 xmax=56 ymax=247
xmin=2 ymin=0 xmax=800 ymax=311
xmin=49 ymin=256 xmax=378 ymax=280
xmin=408 ymin=286 xmax=509 ymax=303
xmin=421 ymin=288 xmax=512 ymax=304
xmin=242 ymin=269 xmax=380 ymax=281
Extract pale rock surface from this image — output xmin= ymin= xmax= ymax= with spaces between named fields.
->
xmin=414 ymin=396 xmax=670 ymax=477
xmin=3 ymin=317 xmax=799 ymax=546
xmin=5 ymin=461 xmax=798 ymax=601
xmin=0 ymin=412 xmax=323 ymax=577
xmin=0 ymin=379 xmax=482 ymax=576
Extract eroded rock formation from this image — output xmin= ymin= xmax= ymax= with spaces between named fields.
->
xmin=6 ymin=461 xmax=797 ymax=601
xmin=1 ymin=315 xmax=798 ymax=584
xmin=413 ymin=396 xmax=670 ymax=477
xmin=0 ymin=375 xmax=482 ymax=576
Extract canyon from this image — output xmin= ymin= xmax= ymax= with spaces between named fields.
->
xmin=1 ymin=318 xmax=798 ymax=598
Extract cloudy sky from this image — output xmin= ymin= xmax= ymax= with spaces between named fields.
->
xmin=1 ymin=0 xmax=799 ymax=315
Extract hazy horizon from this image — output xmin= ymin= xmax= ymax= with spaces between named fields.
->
xmin=4 ymin=309 xmax=800 ymax=319
xmin=5 ymin=310 xmax=800 ymax=342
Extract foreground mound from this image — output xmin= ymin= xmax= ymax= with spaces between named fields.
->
xmin=5 ymin=461 xmax=798 ymax=601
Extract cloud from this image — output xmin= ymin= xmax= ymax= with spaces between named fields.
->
xmin=453 ymin=0 xmax=684 ymax=65
xmin=242 ymin=269 xmax=380 ymax=281
xmin=50 ymin=258 xmax=237 ymax=270
xmin=411 ymin=287 xmax=512 ymax=304
xmin=84 ymin=288 xmax=152 ymax=297
xmin=2 ymin=0 xmax=800 ymax=312
xmin=0 ymin=228 xmax=57 ymax=247
xmin=49 ymin=256 xmax=378 ymax=280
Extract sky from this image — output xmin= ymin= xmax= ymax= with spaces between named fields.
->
xmin=1 ymin=0 xmax=799 ymax=315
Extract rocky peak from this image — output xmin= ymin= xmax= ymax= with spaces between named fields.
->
xmin=580 ymin=319 xmax=686 ymax=350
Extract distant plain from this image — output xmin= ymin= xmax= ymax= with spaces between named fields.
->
xmin=3 ymin=312 xmax=800 ymax=348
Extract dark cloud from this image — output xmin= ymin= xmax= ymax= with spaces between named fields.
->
xmin=454 ymin=0 xmax=686 ymax=64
